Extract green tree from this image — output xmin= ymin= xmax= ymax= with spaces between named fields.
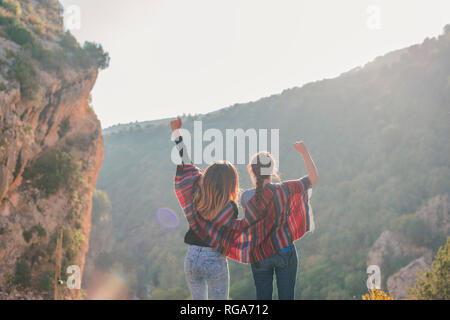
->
xmin=83 ymin=42 xmax=110 ymax=70
xmin=408 ymin=237 xmax=450 ymax=300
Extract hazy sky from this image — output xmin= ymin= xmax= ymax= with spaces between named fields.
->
xmin=59 ymin=0 xmax=450 ymax=128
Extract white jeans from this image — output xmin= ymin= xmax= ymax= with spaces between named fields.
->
xmin=184 ymin=245 xmax=229 ymax=300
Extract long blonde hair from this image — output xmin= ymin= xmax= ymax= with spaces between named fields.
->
xmin=193 ymin=161 xmax=239 ymax=221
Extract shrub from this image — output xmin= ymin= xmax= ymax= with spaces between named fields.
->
xmin=22 ymin=230 xmax=33 ymax=243
xmin=5 ymin=48 xmax=14 ymax=59
xmin=6 ymin=23 xmax=35 ymax=45
xmin=8 ymin=52 xmax=38 ymax=100
xmin=34 ymin=224 xmax=47 ymax=238
xmin=83 ymin=42 xmax=110 ymax=70
xmin=14 ymin=259 xmax=31 ymax=287
xmin=58 ymin=118 xmax=70 ymax=138
xmin=0 ymin=6 xmax=16 ymax=25
xmin=38 ymin=272 xmax=53 ymax=296
xmin=23 ymin=150 xmax=83 ymax=197
xmin=6 ymin=23 xmax=109 ymax=79
xmin=67 ymin=41 xmax=110 ymax=70
xmin=59 ymin=31 xmax=79 ymax=51
xmin=29 ymin=41 xmax=64 ymax=72
xmin=61 ymin=227 xmax=86 ymax=275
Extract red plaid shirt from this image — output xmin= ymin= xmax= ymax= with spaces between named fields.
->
xmin=175 ymin=164 xmax=314 ymax=264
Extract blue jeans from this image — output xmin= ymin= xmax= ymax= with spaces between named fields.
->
xmin=184 ymin=245 xmax=229 ymax=300
xmin=251 ymin=245 xmax=298 ymax=300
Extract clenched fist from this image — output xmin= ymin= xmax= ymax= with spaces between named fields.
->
xmin=293 ymin=141 xmax=308 ymax=154
xmin=170 ymin=118 xmax=182 ymax=132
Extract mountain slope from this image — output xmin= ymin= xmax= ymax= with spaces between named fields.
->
xmin=89 ymin=27 xmax=450 ymax=299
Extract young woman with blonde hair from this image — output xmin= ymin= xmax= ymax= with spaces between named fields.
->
xmin=241 ymin=146 xmax=318 ymax=300
xmin=171 ymin=118 xmax=239 ymax=300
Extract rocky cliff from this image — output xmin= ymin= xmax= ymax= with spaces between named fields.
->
xmin=0 ymin=0 xmax=107 ymax=299
xmin=386 ymin=256 xmax=432 ymax=300
xmin=368 ymin=194 xmax=449 ymax=299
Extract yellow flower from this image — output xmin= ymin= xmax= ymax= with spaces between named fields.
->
xmin=362 ymin=288 xmax=393 ymax=300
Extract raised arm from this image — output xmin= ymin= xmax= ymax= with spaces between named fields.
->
xmin=293 ymin=141 xmax=318 ymax=186
xmin=171 ymin=118 xmax=192 ymax=165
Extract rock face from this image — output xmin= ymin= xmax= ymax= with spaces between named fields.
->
xmin=367 ymin=230 xmax=432 ymax=268
xmin=387 ymin=256 xmax=431 ymax=300
xmin=0 ymin=1 xmax=104 ymax=299
xmin=368 ymin=195 xmax=449 ymax=299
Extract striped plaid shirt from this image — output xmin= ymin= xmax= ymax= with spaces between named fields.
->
xmin=173 ymin=135 xmax=314 ymax=264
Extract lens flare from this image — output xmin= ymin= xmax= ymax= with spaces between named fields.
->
xmin=154 ymin=208 xmax=179 ymax=230
xmin=87 ymin=270 xmax=129 ymax=300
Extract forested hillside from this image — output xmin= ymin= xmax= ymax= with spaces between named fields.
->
xmin=86 ymin=26 xmax=450 ymax=299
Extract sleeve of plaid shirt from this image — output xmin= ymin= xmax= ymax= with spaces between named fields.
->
xmin=281 ymin=176 xmax=311 ymax=196
xmin=281 ymin=175 xmax=314 ymax=234
xmin=174 ymin=134 xmax=202 ymax=214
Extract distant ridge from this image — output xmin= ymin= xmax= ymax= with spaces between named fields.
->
xmin=103 ymin=118 xmax=172 ymax=135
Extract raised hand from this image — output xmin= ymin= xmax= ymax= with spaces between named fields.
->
xmin=293 ymin=141 xmax=318 ymax=185
xmin=170 ymin=118 xmax=182 ymax=132
xmin=293 ymin=141 xmax=308 ymax=154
